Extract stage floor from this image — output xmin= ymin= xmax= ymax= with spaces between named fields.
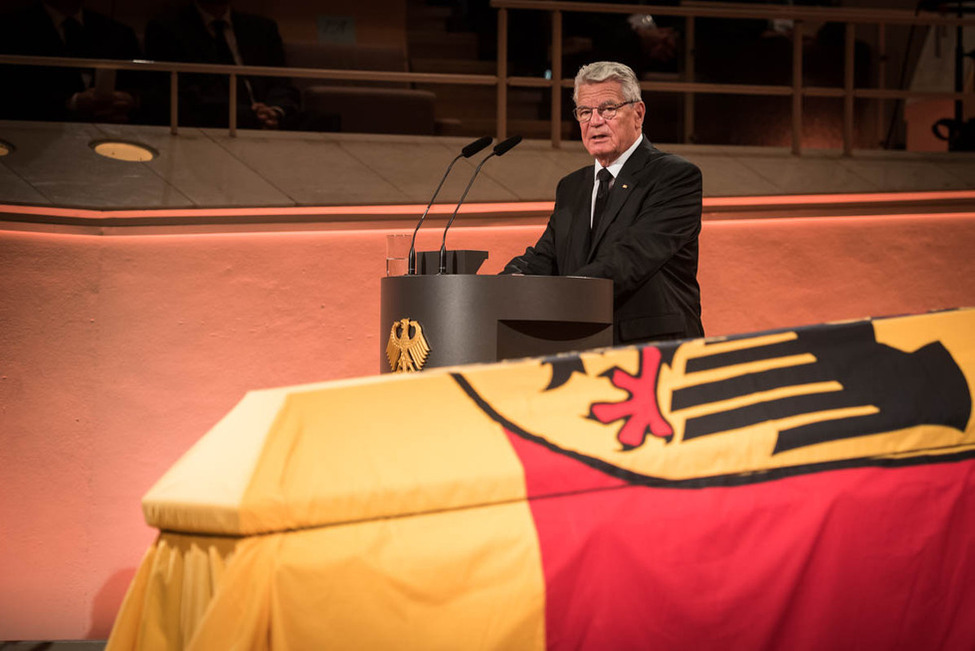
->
xmin=2 ymin=121 xmax=975 ymax=210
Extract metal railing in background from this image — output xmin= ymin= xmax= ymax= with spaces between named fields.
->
xmin=492 ymin=0 xmax=975 ymax=155
xmin=1 ymin=1 xmax=973 ymax=155
xmin=0 ymin=54 xmax=497 ymax=138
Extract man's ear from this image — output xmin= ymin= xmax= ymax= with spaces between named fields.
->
xmin=635 ymin=101 xmax=646 ymax=129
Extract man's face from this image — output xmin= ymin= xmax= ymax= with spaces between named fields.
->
xmin=577 ymin=80 xmax=645 ymax=167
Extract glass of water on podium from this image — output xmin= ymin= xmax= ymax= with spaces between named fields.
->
xmin=386 ymin=233 xmax=410 ymax=276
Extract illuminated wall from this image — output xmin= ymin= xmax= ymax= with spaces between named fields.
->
xmin=1 ymin=199 xmax=973 ymax=639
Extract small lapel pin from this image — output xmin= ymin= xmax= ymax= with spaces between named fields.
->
xmin=622 ymin=184 xmax=628 ymax=189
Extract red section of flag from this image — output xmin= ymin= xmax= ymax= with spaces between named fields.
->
xmin=505 ymin=428 xmax=629 ymax=498
xmin=506 ymin=428 xmax=975 ymax=650
xmin=590 ymin=346 xmax=673 ymax=448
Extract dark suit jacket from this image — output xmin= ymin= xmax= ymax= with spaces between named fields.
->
xmin=144 ymin=4 xmax=299 ymax=128
xmin=0 ymin=2 xmax=142 ymax=121
xmin=504 ymin=137 xmax=704 ymax=345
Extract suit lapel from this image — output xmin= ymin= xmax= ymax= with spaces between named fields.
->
xmin=31 ymin=4 xmax=68 ymax=56
xmin=229 ymin=10 xmax=252 ymax=64
xmin=182 ymin=5 xmax=219 ymax=62
xmin=588 ymin=139 xmax=654 ymax=260
xmin=566 ymin=167 xmax=595 ymax=273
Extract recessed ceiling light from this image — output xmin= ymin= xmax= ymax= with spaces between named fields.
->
xmin=0 ymin=140 xmax=13 ymax=157
xmin=90 ymin=139 xmax=156 ymax=162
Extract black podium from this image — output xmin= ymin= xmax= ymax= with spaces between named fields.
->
xmin=380 ymin=274 xmax=613 ymax=372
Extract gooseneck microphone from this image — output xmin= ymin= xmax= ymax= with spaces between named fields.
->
xmin=407 ymin=136 xmax=493 ymax=275
xmin=439 ymin=135 xmax=522 ymax=275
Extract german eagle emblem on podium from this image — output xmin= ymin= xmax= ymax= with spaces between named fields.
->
xmin=386 ymin=318 xmax=430 ymax=373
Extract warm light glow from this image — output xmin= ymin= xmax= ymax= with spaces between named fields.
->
xmin=704 ymin=190 xmax=975 ymax=207
xmin=90 ymin=140 xmax=156 ymax=162
xmin=0 ymin=140 xmax=13 ymax=157
xmin=1 ymin=191 xmax=973 ymax=229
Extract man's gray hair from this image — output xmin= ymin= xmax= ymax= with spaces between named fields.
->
xmin=573 ymin=61 xmax=642 ymax=105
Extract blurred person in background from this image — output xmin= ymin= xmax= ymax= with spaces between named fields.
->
xmin=144 ymin=0 xmax=299 ymax=129
xmin=0 ymin=0 xmax=143 ymax=122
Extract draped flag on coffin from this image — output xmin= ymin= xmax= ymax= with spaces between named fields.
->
xmin=109 ymin=308 xmax=975 ymax=650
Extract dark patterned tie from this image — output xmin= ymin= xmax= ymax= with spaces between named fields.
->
xmin=592 ymin=167 xmax=613 ymax=234
xmin=62 ymin=16 xmax=86 ymax=56
xmin=211 ymin=19 xmax=236 ymax=65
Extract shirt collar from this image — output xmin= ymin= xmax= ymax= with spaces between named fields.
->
xmin=43 ymin=2 xmax=83 ymax=28
xmin=195 ymin=2 xmax=231 ymax=27
xmin=593 ymin=133 xmax=644 ymax=179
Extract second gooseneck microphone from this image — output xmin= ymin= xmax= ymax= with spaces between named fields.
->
xmin=407 ymin=136 xmax=492 ymax=275
xmin=438 ymin=135 xmax=523 ymax=275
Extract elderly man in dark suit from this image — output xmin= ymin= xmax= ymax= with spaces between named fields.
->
xmin=144 ymin=0 xmax=298 ymax=129
xmin=503 ymin=61 xmax=703 ymax=345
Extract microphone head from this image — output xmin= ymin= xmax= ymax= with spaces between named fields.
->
xmin=462 ymin=136 xmax=493 ymax=158
xmin=493 ymin=135 xmax=523 ymax=157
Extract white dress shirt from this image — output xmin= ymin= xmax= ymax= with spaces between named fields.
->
xmin=591 ymin=134 xmax=645 ymax=227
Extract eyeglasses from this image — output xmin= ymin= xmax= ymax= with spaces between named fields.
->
xmin=573 ymin=100 xmax=638 ymax=123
